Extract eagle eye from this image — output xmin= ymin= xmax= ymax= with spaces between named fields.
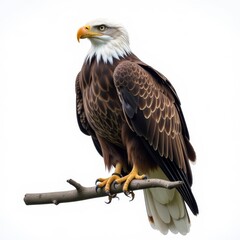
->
xmin=97 ymin=25 xmax=107 ymax=32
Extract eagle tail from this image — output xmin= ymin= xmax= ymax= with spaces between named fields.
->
xmin=143 ymin=168 xmax=190 ymax=235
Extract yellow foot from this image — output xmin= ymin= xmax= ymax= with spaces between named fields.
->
xmin=95 ymin=163 xmax=122 ymax=203
xmin=95 ymin=173 xmax=122 ymax=194
xmin=114 ymin=166 xmax=147 ymax=199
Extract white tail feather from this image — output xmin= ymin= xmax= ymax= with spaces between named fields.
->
xmin=144 ymin=189 xmax=169 ymax=234
xmin=143 ymin=168 xmax=190 ymax=235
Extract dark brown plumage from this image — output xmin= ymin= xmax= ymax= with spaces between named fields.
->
xmin=76 ymin=19 xmax=198 ymax=234
xmin=76 ymin=52 xmax=198 ymax=210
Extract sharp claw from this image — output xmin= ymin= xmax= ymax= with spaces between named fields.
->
xmin=95 ymin=184 xmax=100 ymax=193
xmin=130 ymin=191 xmax=135 ymax=201
xmin=105 ymin=196 xmax=112 ymax=204
xmin=124 ymin=190 xmax=130 ymax=197
xmin=124 ymin=190 xmax=135 ymax=201
xmin=95 ymin=179 xmax=100 ymax=185
xmin=105 ymin=193 xmax=119 ymax=204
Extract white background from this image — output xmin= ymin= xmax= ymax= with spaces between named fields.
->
xmin=1 ymin=0 xmax=240 ymax=239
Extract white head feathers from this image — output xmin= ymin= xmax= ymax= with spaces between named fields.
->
xmin=84 ymin=19 xmax=132 ymax=64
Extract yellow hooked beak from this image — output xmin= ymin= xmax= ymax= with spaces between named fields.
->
xmin=77 ymin=25 xmax=103 ymax=42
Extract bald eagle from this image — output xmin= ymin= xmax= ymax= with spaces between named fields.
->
xmin=76 ymin=19 xmax=198 ymax=235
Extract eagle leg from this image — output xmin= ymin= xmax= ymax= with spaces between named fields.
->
xmin=114 ymin=165 xmax=147 ymax=195
xmin=95 ymin=163 xmax=123 ymax=195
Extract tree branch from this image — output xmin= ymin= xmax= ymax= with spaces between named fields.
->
xmin=23 ymin=178 xmax=183 ymax=205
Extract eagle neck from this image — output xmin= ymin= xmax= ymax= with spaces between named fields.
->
xmin=86 ymin=40 xmax=132 ymax=65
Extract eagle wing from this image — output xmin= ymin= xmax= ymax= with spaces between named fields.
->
xmin=75 ymin=72 xmax=102 ymax=156
xmin=113 ymin=60 xmax=198 ymax=215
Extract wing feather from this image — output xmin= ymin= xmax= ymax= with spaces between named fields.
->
xmin=113 ymin=60 xmax=198 ymax=215
xmin=75 ymin=71 xmax=103 ymax=156
xmin=75 ymin=73 xmax=90 ymax=136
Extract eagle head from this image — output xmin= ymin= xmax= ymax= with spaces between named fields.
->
xmin=77 ymin=19 xmax=131 ymax=64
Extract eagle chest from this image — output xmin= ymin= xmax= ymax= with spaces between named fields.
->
xmin=82 ymin=68 xmax=124 ymax=145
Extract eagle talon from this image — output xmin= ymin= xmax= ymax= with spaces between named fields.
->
xmin=95 ymin=185 xmax=100 ymax=193
xmin=95 ymin=178 xmax=108 ymax=192
xmin=105 ymin=193 xmax=119 ymax=204
xmin=105 ymin=195 xmax=113 ymax=204
xmin=114 ymin=166 xmax=146 ymax=195
xmin=94 ymin=164 xmax=123 ymax=197
xmin=124 ymin=190 xmax=135 ymax=201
